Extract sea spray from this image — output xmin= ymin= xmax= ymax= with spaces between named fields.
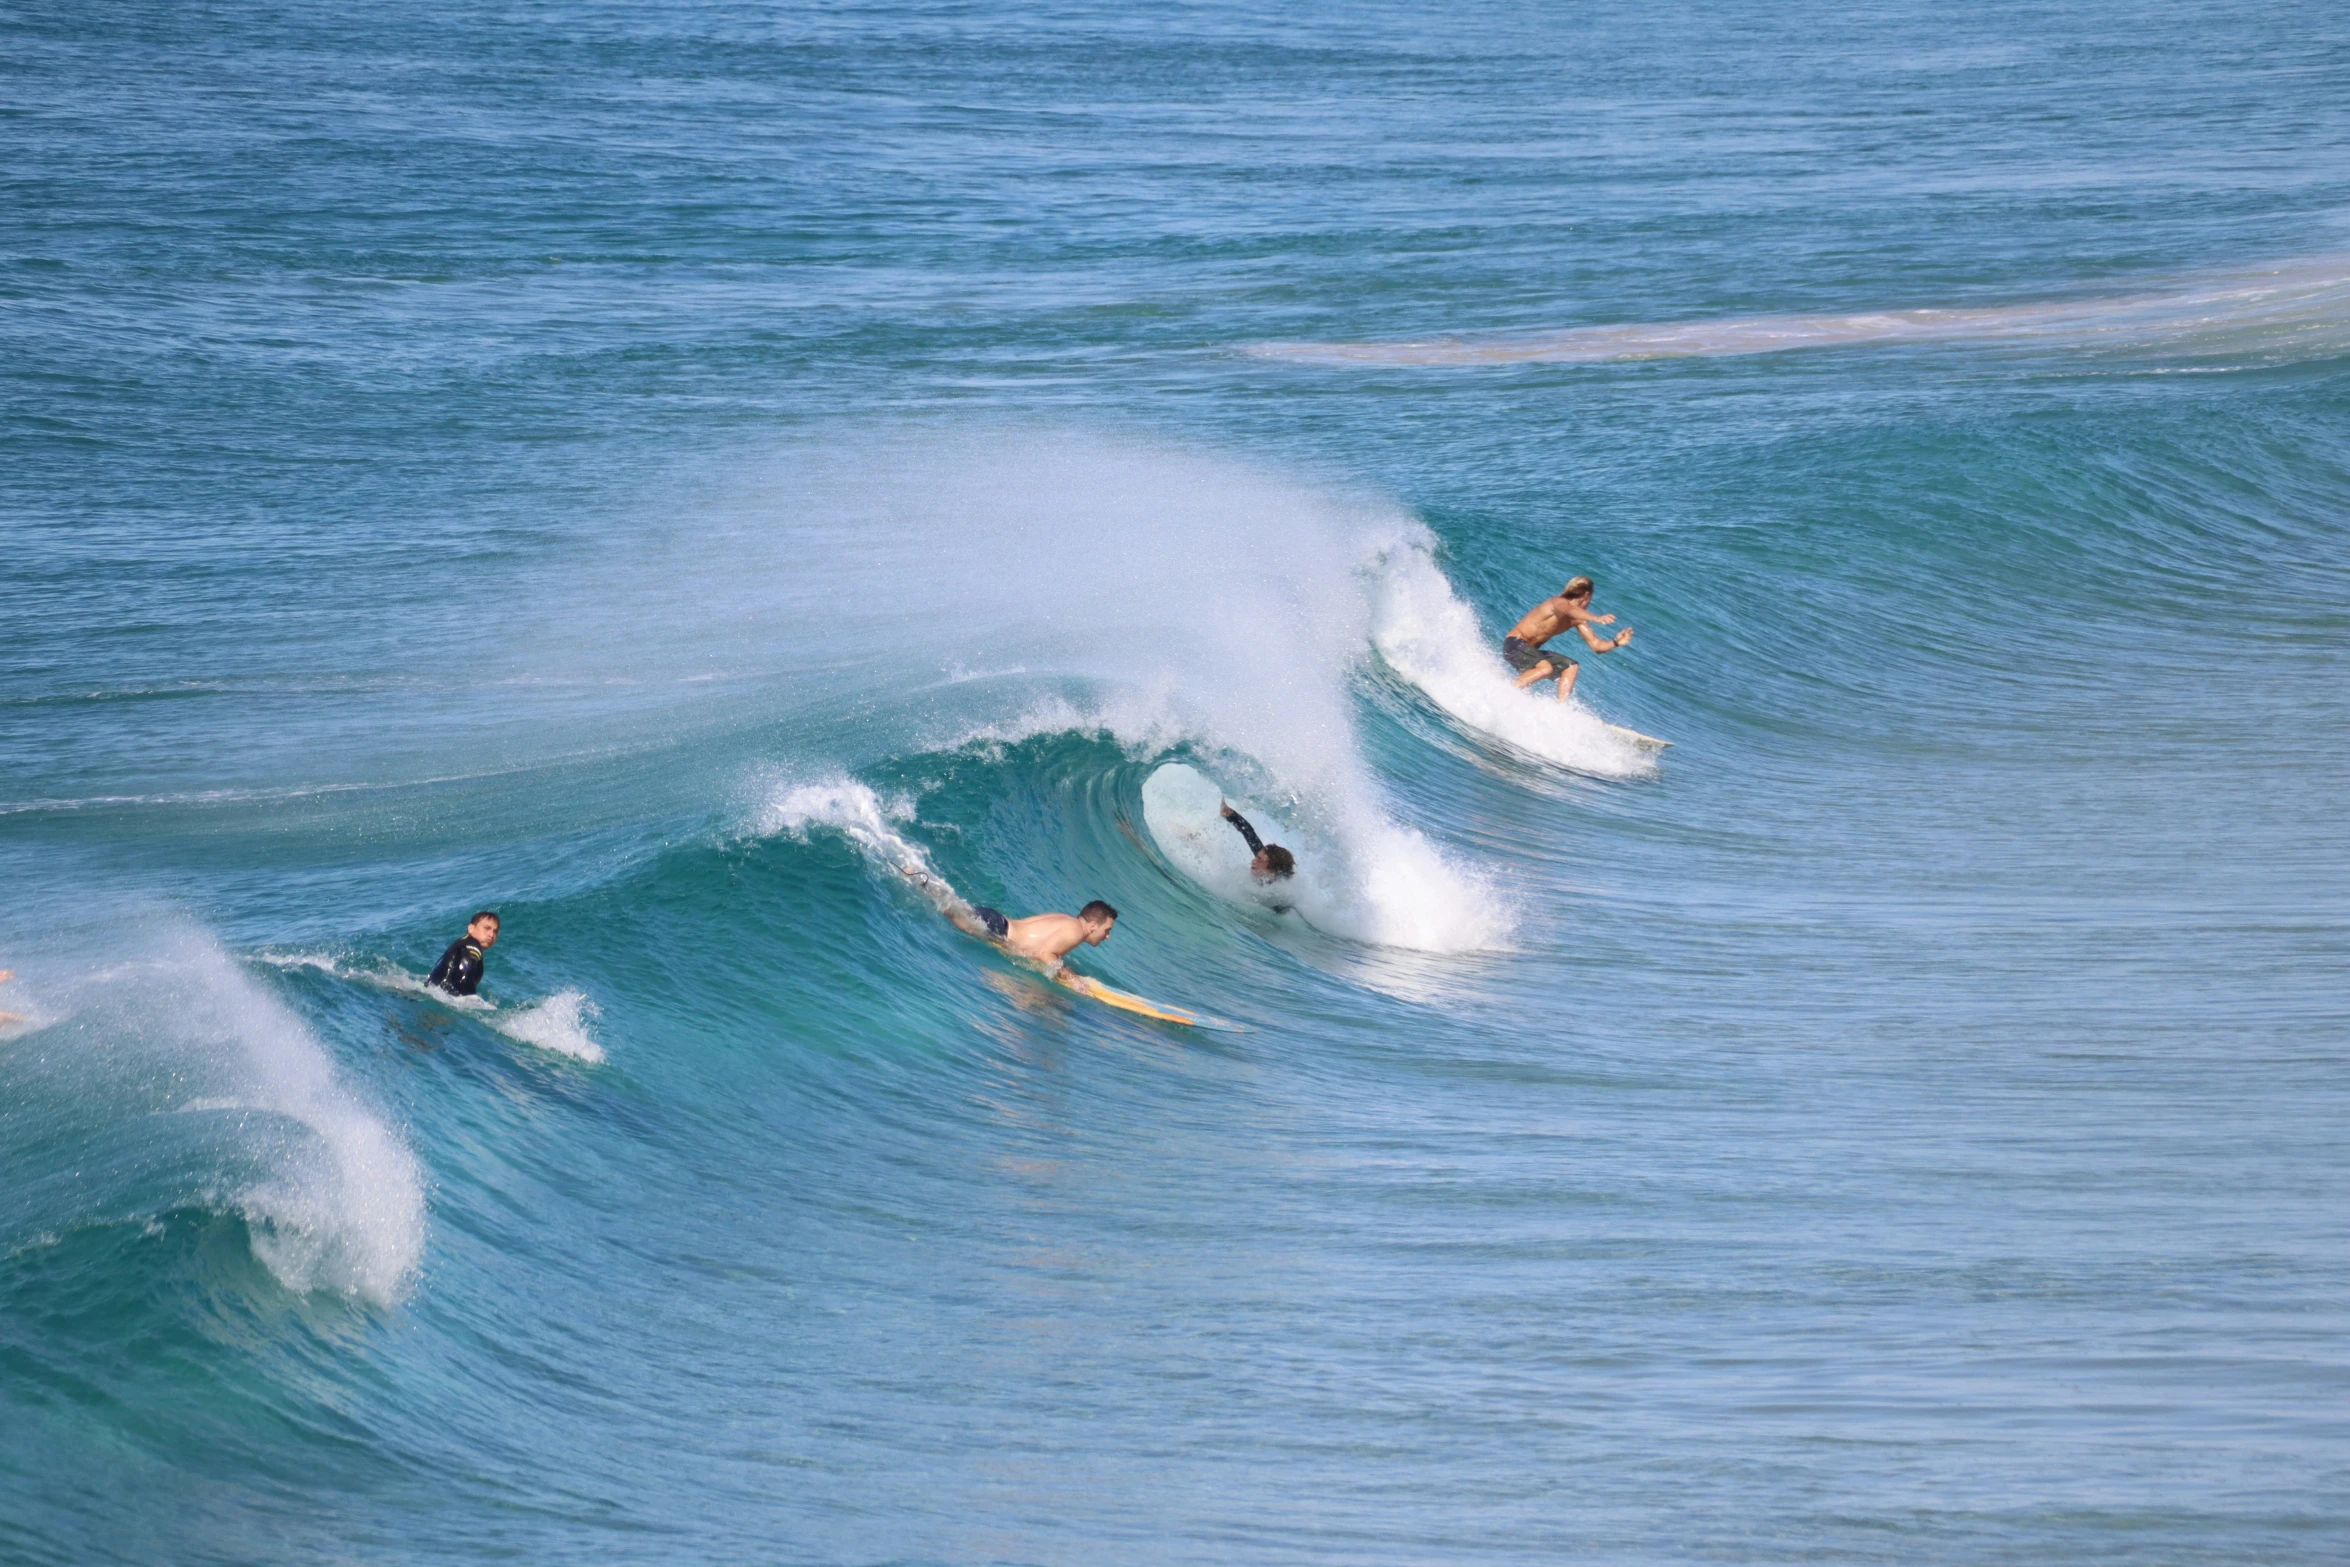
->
xmin=253 ymin=951 xmax=608 ymax=1063
xmin=1367 ymin=538 xmax=1661 ymax=781
xmin=749 ymin=774 xmax=989 ymax=934
xmin=753 ymin=775 xmax=930 ymax=872
xmin=626 ymin=432 xmax=1516 ymax=949
xmin=4 ymin=928 xmax=425 ymax=1303
xmin=490 ymin=990 xmax=606 ymax=1064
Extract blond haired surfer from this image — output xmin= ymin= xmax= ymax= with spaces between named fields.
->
xmin=1503 ymin=575 xmax=1634 ymax=702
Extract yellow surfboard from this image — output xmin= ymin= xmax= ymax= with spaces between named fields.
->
xmin=1074 ymin=977 xmax=1246 ymax=1033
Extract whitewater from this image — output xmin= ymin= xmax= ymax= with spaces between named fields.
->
xmin=6 ymin=1 xmax=2349 ymax=1564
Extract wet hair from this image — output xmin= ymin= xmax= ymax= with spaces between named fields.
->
xmin=1260 ymin=844 xmax=1297 ymax=878
xmin=1079 ymin=900 xmax=1119 ymax=924
xmin=470 ymin=910 xmax=501 ymax=927
xmin=1562 ymin=575 xmax=1594 ymax=600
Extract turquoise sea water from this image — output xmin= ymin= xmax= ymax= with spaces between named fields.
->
xmin=6 ymin=2 xmax=2350 ymax=1561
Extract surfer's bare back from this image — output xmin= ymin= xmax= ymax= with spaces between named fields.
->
xmin=900 ymin=865 xmax=1118 ymax=973
xmin=1502 ymin=574 xmax=1634 ymax=702
xmin=974 ymin=902 xmax=1118 ymax=967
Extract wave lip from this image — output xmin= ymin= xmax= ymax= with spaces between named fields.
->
xmin=1246 ymin=253 xmax=2350 ymax=367
xmin=9 ymin=931 xmax=426 ymax=1303
xmin=661 ymin=434 xmax=1520 ymax=954
xmin=755 ymin=776 xmax=928 ymax=872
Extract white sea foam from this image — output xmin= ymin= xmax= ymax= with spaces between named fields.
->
xmin=756 ymin=437 xmax=1512 ymax=949
xmin=254 ymin=948 xmax=462 ymax=1000
xmin=753 ymin=774 xmax=976 ymax=916
xmin=1248 ymin=251 xmax=2350 ymax=367
xmin=253 ymin=949 xmax=605 ymax=1061
xmin=1138 ymin=762 xmax=1502 ymax=951
xmin=489 ymin=989 xmax=606 ymax=1063
xmin=584 ymin=431 xmax=1671 ymax=950
xmin=1367 ymin=540 xmax=1660 ymax=780
xmin=38 ymin=930 xmax=426 ymax=1303
xmin=755 ymin=776 xmax=927 ymax=866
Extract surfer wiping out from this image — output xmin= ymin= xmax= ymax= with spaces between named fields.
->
xmin=1218 ymin=801 xmax=1296 ymax=883
xmin=1502 ymin=575 xmax=1634 ymax=702
xmin=1218 ymin=799 xmax=1300 ymax=914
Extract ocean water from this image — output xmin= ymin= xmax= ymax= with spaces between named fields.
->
xmin=5 ymin=0 xmax=2349 ymax=1561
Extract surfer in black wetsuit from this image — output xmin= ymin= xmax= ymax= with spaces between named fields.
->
xmin=427 ymin=912 xmax=500 ymax=997
xmin=1219 ymin=802 xmax=1295 ymax=883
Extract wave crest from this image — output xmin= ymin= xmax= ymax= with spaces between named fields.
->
xmin=1248 ymin=252 xmax=2350 ymax=368
xmin=7 ymin=930 xmax=425 ymax=1303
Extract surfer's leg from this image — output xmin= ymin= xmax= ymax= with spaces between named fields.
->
xmin=1553 ymin=658 xmax=1579 ymax=701
xmin=1511 ymin=664 xmax=1547 ymax=689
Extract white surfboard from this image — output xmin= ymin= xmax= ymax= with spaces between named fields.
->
xmin=1602 ymin=722 xmax=1673 ymax=751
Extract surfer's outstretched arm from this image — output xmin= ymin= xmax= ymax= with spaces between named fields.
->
xmin=1574 ymin=622 xmax=1634 ymax=653
xmin=1222 ymin=801 xmax=1298 ymax=881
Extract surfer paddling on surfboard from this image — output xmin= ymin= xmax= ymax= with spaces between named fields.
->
xmin=1503 ymin=575 xmax=1634 ymax=702
xmin=899 ymin=867 xmax=1118 ymax=986
xmin=965 ymin=899 xmax=1119 ymax=972
xmin=899 ymin=864 xmax=1241 ymax=1031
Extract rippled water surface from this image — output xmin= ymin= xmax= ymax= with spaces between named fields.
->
xmin=5 ymin=2 xmax=2349 ymax=1562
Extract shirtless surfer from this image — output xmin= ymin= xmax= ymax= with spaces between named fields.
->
xmin=1502 ymin=575 xmax=1634 ymax=702
xmin=901 ymin=866 xmax=1119 ymax=987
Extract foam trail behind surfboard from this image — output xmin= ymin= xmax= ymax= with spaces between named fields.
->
xmin=1367 ymin=539 xmax=1665 ymax=777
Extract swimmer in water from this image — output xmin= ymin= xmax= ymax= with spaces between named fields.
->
xmin=901 ymin=867 xmax=1119 ymax=990
xmin=1502 ymin=574 xmax=1634 ymax=702
xmin=427 ymin=912 xmax=500 ymax=997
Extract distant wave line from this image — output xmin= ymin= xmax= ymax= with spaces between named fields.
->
xmin=1244 ymin=254 xmax=2350 ymax=367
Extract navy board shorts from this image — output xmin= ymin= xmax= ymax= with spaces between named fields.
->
xmin=1502 ymin=636 xmax=1575 ymax=674
xmin=970 ymin=905 xmax=1011 ymax=940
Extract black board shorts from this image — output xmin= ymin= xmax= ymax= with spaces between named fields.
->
xmin=970 ymin=904 xmax=1010 ymax=941
xmin=1502 ymin=636 xmax=1575 ymax=674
